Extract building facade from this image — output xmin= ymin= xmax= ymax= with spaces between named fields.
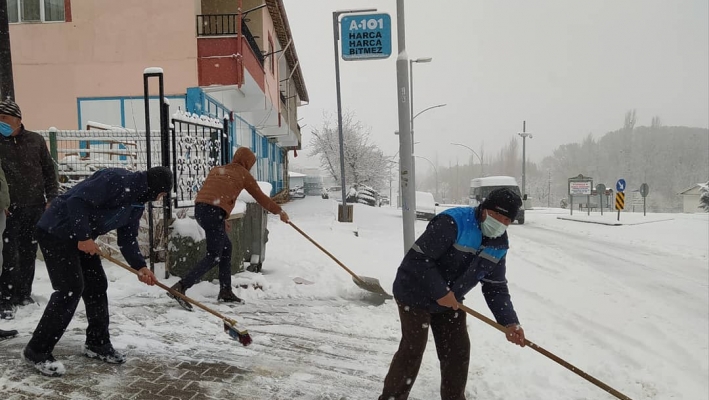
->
xmin=7 ymin=0 xmax=308 ymax=194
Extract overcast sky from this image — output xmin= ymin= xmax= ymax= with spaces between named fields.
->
xmin=283 ymin=0 xmax=709 ymax=170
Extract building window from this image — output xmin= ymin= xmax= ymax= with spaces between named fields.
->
xmin=7 ymin=0 xmax=66 ymax=23
xmin=268 ymin=36 xmax=275 ymax=74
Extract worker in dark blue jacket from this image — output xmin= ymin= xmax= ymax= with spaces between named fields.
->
xmin=380 ymin=188 xmax=526 ymax=400
xmin=22 ymin=167 xmax=173 ymax=377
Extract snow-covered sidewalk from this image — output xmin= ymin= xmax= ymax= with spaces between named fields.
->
xmin=1 ymin=197 xmax=707 ymax=399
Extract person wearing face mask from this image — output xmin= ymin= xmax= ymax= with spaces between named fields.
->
xmin=167 ymin=147 xmax=289 ymax=310
xmin=0 ymin=99 xmax=59 ymax=319
xmin=379 ymin=187 xmax=525 ymax=400
xmin=22 ymin=167 xmax=172 ymax=377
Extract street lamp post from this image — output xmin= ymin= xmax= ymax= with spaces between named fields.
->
xmin=414 ymin=155 xmax=438 ymax=200
xmin=450 ymin=142 xmax=484 ymax=176
xmin=332 ymin=7 xmax=377 ymax=222
xmin=517 ymin=120 xmax=533 ymax=202
xmin=409 ymin=57 xmax=432 ymax=144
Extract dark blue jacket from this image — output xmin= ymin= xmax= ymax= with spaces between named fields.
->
xmin=392 ymin=206 xmax=519 ymax=326
xmin=37 ymin=168 xmax=152 ymax=270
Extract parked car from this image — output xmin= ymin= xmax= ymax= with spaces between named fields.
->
xmin=415 ymin=191 xmax=438 ymax=220
xmin=379 ymin=195 xmax=390 ymax=206
xmin=289 ymin=185 xmax=305 ymax=199
xmin=321 ymin=186 xmax=342 ymax=200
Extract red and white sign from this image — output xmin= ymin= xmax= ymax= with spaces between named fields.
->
xmin=569 ymin=181 xmax=592 ymax=196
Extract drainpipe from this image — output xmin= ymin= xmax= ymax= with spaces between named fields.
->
xmin=0 ymin=0 xmax=15 ymax=99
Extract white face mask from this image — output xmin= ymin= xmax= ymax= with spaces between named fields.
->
xmin=481 ymin=212 xmax=508 ymax=238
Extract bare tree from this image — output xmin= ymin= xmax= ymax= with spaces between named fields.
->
xmin=308 ymin=112 xmax=389 ymax=192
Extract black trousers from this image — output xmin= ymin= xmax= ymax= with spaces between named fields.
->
xmin=181 ymin=203 xmax=232 ymax=289
xmin=0 ymin=205 xmax=44 ymax=304
xmin=26 ymin=228 xmax=111 ymax=355
xmin=379 ymin=303 xmax=471 ymax=400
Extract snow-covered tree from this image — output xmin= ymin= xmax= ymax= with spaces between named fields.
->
xmin=308 ymin=112 xmax=389 ymax=192
xmin=699 ymin=182 xmax=709 ymax=212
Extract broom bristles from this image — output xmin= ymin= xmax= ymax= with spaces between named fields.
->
xmin=224 ymin=321 xmax=252 ymax=346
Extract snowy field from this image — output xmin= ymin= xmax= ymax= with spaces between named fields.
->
xmin=0 ymin=196 xmax=707 ymax=399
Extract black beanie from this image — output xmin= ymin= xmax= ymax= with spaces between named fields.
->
xmin=146 ymin=166 xmax=173 ymax=200
xmin=481 ymin=188 xmax=523 ymax=220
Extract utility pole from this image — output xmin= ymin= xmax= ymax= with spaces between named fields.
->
xmin=518 ymin=121 xmax=533 ymax=202
xmin=396 ymin=0 xmax=415 ymax=252
xmin=0 ymin=0 xmax=15 ymax=100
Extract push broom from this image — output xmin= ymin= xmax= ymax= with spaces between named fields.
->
xmin=458 ymin=303 xmax=633 ymax=400
xmin=100 ymin=252 xmax=252 ymax=346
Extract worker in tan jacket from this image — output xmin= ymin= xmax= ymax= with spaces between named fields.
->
xmin=169 ymin=147 xmax=289 ymax=309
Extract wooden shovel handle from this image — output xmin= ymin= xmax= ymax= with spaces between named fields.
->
xmin=458 ymin=303 xmax=633 ymax=400
xmin=100 ymin=252 xmax=237 ymax=326
xmin=288 ymin=221 xmax=365 ymax=285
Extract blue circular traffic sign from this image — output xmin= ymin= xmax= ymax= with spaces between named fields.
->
xmin=616 ymin=179 xmax=626 ymax=192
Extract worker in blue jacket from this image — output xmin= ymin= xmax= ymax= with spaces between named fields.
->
xmin=380 ymin=188 xmax=526 ymax=400
xmin=22 ymin=167 xmax=173 ymax=377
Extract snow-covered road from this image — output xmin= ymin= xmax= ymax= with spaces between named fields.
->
xmin=1 ymin=196 xmax=706 ymax=399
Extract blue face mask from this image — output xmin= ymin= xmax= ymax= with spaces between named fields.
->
xmin=0 ymin=122 xmax=14 ymax=137
xmin=481 ymin=212 xmax=508 ymax=238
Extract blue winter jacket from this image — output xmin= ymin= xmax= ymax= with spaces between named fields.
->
xmin=37 ymin=168 xmax=152 ymax=271
xmin=392 ymin=206 xmax=519 ymax=326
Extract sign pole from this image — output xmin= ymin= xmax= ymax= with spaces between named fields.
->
xmin=332 ymin=11 xmax=349 ymax=222
xmin=331 ymin=8 xmax=382 ymax=222
xmin=600 ymin=193 xmax=603 ymax=216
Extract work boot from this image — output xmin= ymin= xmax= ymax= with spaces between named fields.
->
xmin=167 ymin=281 xmax=193 ymax=311
xmin=0 ymin=301 xmax=14 ymax=320
xmin=0 ymin=328 xmax=18 ymax=339
xmin=22 ymin=346 xmax=66 ymax=377
xmin=15 ymin=296 xmax=35 ymax=307
xmin=83 ymin=343 xmax=126 ymax=364
xmin=217 ymin=288 xmax=244 ymax=304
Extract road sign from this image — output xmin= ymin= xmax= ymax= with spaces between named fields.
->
xmin=615 ymin=192 xmax=625 ymax=210
xmin=640 ymin=183 xmax=649 ymax=197
xmin=616 ymin=179 xmax=626 ymax=192
xmin=341 ymin=13 xmax=392 ymax=61
xmin=569 ymin=181 xmax=592 ymax=196
xmin=632 ymin=192 xmax=643 ymax=206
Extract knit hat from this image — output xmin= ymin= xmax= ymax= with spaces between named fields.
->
xmin=146 ymin=166 xmax=173 ymax=200
xmin=0 ymin=99 xmax=21 ymax=119
xmin=481 ymin=187 xmax=523 ymax=221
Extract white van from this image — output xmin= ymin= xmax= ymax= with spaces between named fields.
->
xmin=415 ymin=191 xmax=437 ymax=220
xmin=469 ymin=176 xmax=526 ymax=224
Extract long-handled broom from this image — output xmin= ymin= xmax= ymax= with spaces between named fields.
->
xmin=458 ymin=303 xmax=633 ymax=400
xmin=100 ymin=252 xmax=252 ymax=346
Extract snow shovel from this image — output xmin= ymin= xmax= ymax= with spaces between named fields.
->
xmin=458 ymin=303 xmax=633 ymax=400
xmin=288 ymin=221 xmax=393 ymax=299
xmin=100 ymin=252 xmax=252 ymax=346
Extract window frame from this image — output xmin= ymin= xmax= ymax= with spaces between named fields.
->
xmin=7 ymin=0 xmax=68 ymax=24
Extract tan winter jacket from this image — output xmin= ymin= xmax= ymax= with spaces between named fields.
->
xmin=194 ymin=147 xmax=282 ymax=216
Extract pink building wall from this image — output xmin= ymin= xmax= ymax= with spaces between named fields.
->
xmin=9 ymin=0 xmax=200 ymax=130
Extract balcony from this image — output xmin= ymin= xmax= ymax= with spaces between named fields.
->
xmin=196 ymin=14 xmax=264 ymax=66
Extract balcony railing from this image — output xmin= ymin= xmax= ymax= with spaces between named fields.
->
xmin=196 ymin=14 xmax=264 ymax=66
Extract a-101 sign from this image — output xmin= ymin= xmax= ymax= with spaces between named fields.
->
xmin=341 ymin=13 xmax=392 ymax=61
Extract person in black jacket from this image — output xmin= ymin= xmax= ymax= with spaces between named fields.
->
xmin=0 ymin=158 xmax=17 ymax=339
xmin=22 ymin=167 xmax=172 ymax=377
xmin=379 ymin=188 xmax=526 ymax=400
xmin=0 ymin=99 xmax=59 ymax=318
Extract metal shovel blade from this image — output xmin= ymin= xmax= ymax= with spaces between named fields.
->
xmin=352 ymin=276 xmax=393 ymax=299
